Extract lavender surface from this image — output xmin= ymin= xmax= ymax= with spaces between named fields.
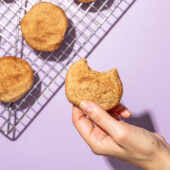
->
xmin=0 ymin=0 xmax=170 ymax=170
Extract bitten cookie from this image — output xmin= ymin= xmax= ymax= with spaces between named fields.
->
xmin=20 ymin=2 xmax=68 ymax=52
xmin=76 ymin=0 xmax=96 ymax=3
xmin=0 ymin=56 xmax=34 ymax=103
xmin=65 ymin=59 xmax=123 ymax=111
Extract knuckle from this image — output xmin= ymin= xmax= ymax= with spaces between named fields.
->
xmin=89 ymin=107 xmax=102 ymax=122
xmin=94 ymin=114 xmax=102 ymax=123
xmin=90 ymin=144 xmax=102 ymax=155
xmin=72 ymin=114 xmax=86 ymax=127
xmin=115 ymin=128 xmax=127 ymax=143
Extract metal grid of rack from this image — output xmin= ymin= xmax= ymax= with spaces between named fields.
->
xmin=0 ymin=0 xmax=135 ymax=140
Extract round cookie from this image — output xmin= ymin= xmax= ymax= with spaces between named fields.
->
xmin=20 ymin=2 xmax=68 ymax=52
xmin=65 ymin=59 xmax=123 ymax=111
xmin=76 ymin=0 xmax=96 ymax=3
xmin=0 ymin=56 xmax=34 ymax=103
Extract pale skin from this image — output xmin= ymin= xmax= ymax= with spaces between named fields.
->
xmin=72 ymin=101 xmax=170 ymax=170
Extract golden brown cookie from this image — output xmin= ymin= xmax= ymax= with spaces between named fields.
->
xmin=76 ymin=0 xmax=96 ymax=3
xmin=0 ymin=56 xmax=34 ymax=103
xmin=65 ymin=59 xmax=123 ymax=111
xmin=20 ymin=2 xmax=68 ymax=52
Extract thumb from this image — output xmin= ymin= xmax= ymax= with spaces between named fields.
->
xmin=79 ymin=101 xmax=121 ymax=136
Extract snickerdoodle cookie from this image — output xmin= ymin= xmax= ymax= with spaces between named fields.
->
xmin=20 ymin=2 xmax=68 ymax=52
xmin=0 ymin=56 xmax=34 ymax=102
xmin=65 ymin=59 xmax=123 ymax=111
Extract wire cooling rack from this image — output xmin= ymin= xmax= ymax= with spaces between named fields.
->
xmin=0 ymin=0 xmax=135 ymax=140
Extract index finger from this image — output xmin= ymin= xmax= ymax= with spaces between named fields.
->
xmin=79 ymin=101 xmax=122 ymax=138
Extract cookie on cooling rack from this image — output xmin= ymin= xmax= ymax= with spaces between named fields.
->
xmin=65 ymin=59 xmax=123 ymax=111
xmin=76 ymin=0 xmax=96 ymax=3
xmin=20 ymin=2 xmax=68 ymax=52
xmin=0 ymin=56 xmax=34 ymax=103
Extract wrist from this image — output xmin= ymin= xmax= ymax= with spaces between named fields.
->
xmin=145 ymin=145 xmax=170 ymax=170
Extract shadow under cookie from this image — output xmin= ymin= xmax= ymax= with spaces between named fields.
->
xmin=11 ymin=72 xmax=41 ymax=111
xmin=1 ymin=72 xmax=41 ymax=111
xmin=74 ymin=0 xmax=114 ymax=13
xmin=3 ymin=0 xmax=15 ymax=3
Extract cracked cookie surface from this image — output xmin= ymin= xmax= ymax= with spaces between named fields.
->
xmin=65 ymin=58 xmax=123 ymax=110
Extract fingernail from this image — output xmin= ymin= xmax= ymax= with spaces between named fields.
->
xmin=124 ymin=110 xmax=132 ymax=117
xmin=79 ymin=101 xmax=92 ymax=113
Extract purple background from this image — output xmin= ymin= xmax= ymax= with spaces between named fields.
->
xmin=0 ymin=0 xmax=170 ymax=170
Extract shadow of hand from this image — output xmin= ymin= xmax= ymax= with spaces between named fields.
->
xmin=123 ymin=111 xmax=156 ymax=132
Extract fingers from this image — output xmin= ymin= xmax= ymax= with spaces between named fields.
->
xmin=72 ymin=106 xmax=95 ymax=146
xmin=109 ymin=104 xmax=132 ymax=119
xmin=79 ymin=101 xmax=121 ymax=137
xmin=72 ymin=105 xmax=121 ymax=156
xmin=110 ymin=113 xmax=121 ymax=121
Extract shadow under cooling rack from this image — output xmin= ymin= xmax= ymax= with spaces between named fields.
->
xmin=0 ymin=0 xmax=136 ymax=140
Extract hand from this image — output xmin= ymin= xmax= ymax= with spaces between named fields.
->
xmin=72 ymin=101 xmax=170 ymax=170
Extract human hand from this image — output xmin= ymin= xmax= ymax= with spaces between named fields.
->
xmin=72 ymin=101 xmax=170 ymax=170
